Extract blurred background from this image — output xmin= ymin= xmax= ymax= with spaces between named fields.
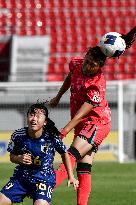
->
xmin=0 ymin=0 xmax=136 ymax=164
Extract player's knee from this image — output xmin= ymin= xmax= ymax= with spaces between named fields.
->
xmin=76 ymin=162 xmax=92 ymax=174
xmin=68 ymin=146 xmax=82 ymax=161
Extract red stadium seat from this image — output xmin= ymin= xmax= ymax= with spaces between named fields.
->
xmin=6 ymin=0 xmax=16 ymax=8
xmin=0 ymin=0 xmax=6 ymax=8
xmin=64 ymin=0 xmax=73 ymax=8
xmin=16 ymin=28 xmax=27 ymax=36
xmin=114 ymin=73 xmax=127 ymax=80
xmin=16 ymin=1 xmax=26 ymax=9
xmin=0 ymin=0 xmax=135 ymax=82
xmin=0 ymin=14 xmax=6 ymax=27
xmin=48 ymin=63 xmax=55 ymax=73
xmin=26 ymin=27 xmax=37 ymax=36
xmin=47 ymin=73 xmax=64 ymax=82
xmin=54 ymin=0 xmax=64 ymax=8
xmin=7 ymin=9 xmax=16 ymax=25
xmin=26 ymin=0 xmax=35 ymax=9
xmin=104 ymin=73 xmax=115 ymax=81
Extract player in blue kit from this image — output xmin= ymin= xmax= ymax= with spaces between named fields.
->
xmin=0 ymin=102 xmax=79 ymax=205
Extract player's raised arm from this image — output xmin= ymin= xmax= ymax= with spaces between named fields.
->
xmin=121 ymin=26 xmax=136 ymax=49
xmin=49 ymin=72 xmax=71 ymax=107
xmin=60 ymin=102 xmax=94 ymax=138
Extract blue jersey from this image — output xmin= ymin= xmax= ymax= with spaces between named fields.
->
xmin=7 ymin=127 xmax=67 ymax=186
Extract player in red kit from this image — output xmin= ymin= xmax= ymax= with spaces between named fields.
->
xmin=50 ymin=26 xmax=136 ymax=205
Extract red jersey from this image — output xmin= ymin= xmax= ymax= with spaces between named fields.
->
xmin=69 ymin=57 xmax=111 ymax=126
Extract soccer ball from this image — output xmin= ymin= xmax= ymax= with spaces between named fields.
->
xmin=99 ymin=32 xmax=126 ymax=57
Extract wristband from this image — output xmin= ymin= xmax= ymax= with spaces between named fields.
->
xmin=60 ymin=129 xmax=68 ymax=139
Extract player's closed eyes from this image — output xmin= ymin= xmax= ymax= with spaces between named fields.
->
xmin=84 ymin=59 xmax=99 ymax=68
xmin=29 ymin=113 xmax=45 ymax=119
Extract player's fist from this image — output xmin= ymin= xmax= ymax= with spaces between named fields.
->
xmin=49 ymin=96 xmax=60 ymax=107
xmin=19 ymin=153 xmax=33 ymax=165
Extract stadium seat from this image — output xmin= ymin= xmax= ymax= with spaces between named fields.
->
xmin=6 ymin=0 xmax=16 ymax=8
xmin=0 ymin=0 xmax=6 ymax=8
xmin=48 ymin=63 xmax=55 ymax=73
xmin=104 ymin=73 xmax=115 ymax=81
xmin=54 ymin=0 xmax=64 ymax=8
xmin=16 ymin=1 xmax=26 ymax=9
xmin=16 ymin=28 xmax=27 ymax=36
xmin=6 ymin=9 xmax=16 ymax=25
xmin=0 ymin=14 xmax=6 ymax=27
xmin=47 ymin=73 xmax=64 ymax=81
xmin=0 ymin=0 xmax=135 ymax=82
xmin=114 ymin=73 xmax=127 ymax=80
xmin=26 ymin=0 xmax=35 ymax=9
xmin=64 ymin=0 xmax=73 ymax=8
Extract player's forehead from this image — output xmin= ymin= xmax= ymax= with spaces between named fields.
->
xmin=29 ymin=108 xmax=46 ymax=115
xmin=84 ymin=54 xmax=99 ymax=65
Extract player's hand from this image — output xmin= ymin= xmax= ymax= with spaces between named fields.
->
xmin=19 ymin=153 xmax=33 ymax=165
xmin=49 ymin=96 xmax=60 ymax=108
xmin=67 ymin=176 xmax=79 ymax=190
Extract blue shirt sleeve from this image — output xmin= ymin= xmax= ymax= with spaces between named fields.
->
xmin=53 ymin=135 xmax=67 ymax=155
xmin=7 ymin=131 xmax=18 ymax=154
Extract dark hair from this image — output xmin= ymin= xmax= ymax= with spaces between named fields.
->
xmin=27 ymin=101 xmax=59 ymax=136
xmin=121 ymin=26 xmax=136 ymax=49
xmin=86 ymin=46 xmax=107 ymax=67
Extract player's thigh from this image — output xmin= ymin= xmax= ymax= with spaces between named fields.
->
xmin=33 ymin=182 xmax=53 ymax=205
xmin=72 ymin=136 xmax=93 ymax=157
xmin=0 ymin=193 xmax=12 ymax=205
xmin=0 ymin=178 xmax=27 ymax=203
xmin=78 ymin=150 xmax=96 ymax=164
xmin=34 ymin=199 xmax=49 ymax=205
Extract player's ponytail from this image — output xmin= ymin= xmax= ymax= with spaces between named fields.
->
xmin=121 ymin=26 xmax=136 ymax=49
xmin=45 ymin=118 xmax=59 ymax=136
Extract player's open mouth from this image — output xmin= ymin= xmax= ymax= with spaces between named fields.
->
xmin=31 ymin=122 xmax=37 ymax=126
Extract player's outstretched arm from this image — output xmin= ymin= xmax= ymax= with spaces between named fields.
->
xmin=49 ymin=72 xmax=71 ymax=107
xmin=60 ymin=102 xmax=94 ymax=138
xmin=61 ymin=152 xmax=79 ymax=190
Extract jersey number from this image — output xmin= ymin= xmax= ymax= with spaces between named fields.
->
xmin=33 ymin=156 xmax=41 ymax=166
xmin=36 ymin=183 xmax=46 ymax=191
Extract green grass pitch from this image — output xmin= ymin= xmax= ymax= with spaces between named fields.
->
xmin=0 ymin=162 xmax=136 ymax=205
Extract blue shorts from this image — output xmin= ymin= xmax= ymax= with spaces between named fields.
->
xmin=0 ymin=177 xmax=53 ymax=203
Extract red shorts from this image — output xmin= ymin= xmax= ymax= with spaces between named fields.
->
xmin=74 ymin=122 xmax=111 ymax=150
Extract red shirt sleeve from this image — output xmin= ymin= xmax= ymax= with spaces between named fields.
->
xmin=86 ymin=85 xmax=102 ymax=105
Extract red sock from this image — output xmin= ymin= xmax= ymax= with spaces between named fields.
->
xmin=55 ymin=154 xmax=76 ymax=188
xmin=77 ymin=173 xmax=92 ymax=205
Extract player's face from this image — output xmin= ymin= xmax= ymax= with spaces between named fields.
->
xmin=27 ymin=108 xmax=47 ymax=132
xmin=82 ymin=55 xmax=100 ymax=76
